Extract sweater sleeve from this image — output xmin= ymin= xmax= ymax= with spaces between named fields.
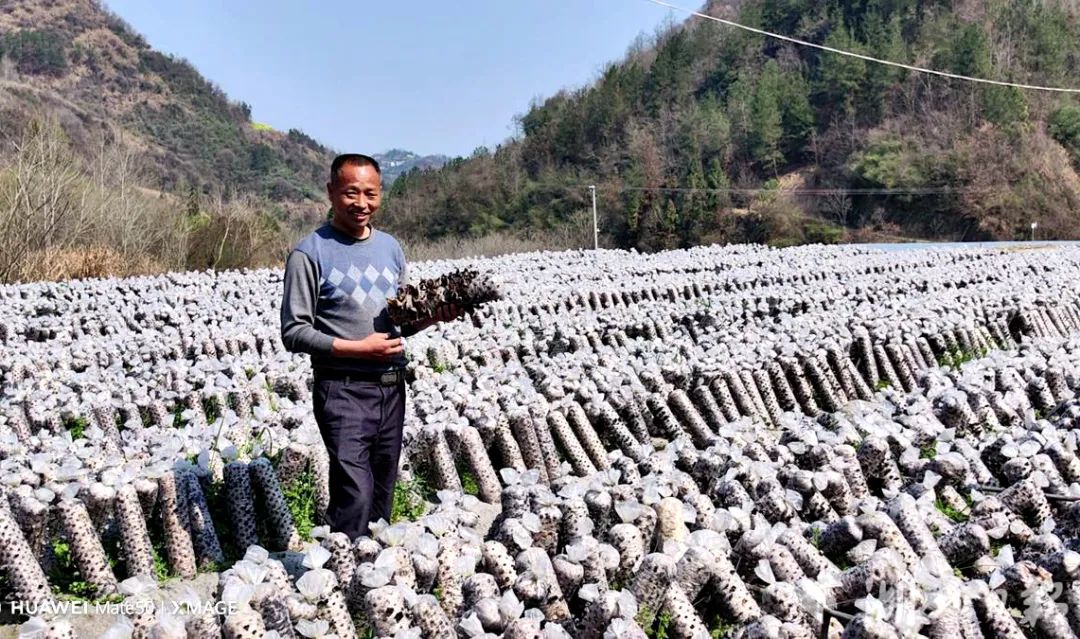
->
xmin=280 ymin=250 xmax=335 ymax=356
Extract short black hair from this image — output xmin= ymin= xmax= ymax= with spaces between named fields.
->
xmin=329 ymin=153 xmax=381 ymax=184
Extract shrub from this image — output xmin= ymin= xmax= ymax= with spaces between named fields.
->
xmin=0 ymin=30 xmax=68 ymax=77
xmin=803 ymin=220 xmax=845 ymax=245
xmin=0 ymin=117 xmax=298 ymax=284
xmin=1050 ymin=105 xmax=1080 ymax=160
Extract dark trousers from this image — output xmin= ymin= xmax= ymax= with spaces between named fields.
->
xmin=312 ymin=376 xmax=405 ymax=540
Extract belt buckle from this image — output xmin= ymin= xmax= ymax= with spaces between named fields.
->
xmin=380 ymin=371 xmax=397 ymax=385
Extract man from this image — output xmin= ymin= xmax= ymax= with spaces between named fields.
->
xmin=280 ymin=153 xmax=458 ymax=539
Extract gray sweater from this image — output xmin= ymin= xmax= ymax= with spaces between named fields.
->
xmin=280 ymin=223 xmax=409 ymax=373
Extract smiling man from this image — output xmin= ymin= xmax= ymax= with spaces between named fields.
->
xmin=280 ymin=153 xmax=457 ymax=539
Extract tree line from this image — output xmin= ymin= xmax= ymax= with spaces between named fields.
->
xmin=381 ymin=0 xmax=1080 ymax=250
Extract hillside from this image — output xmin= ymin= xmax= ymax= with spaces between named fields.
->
xmin=381 ymin=0 xmax=1080 ymax=250
xmin=0 ymin=0 xmax=334 ymax=210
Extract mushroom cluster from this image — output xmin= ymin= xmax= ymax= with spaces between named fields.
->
xmin=3 ymin=243 xmax=1080 ymax=638
xmin=387 ymin=269 xmax=503 ymax=327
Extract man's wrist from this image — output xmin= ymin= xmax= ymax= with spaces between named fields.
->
xmin=331 ymin=338 xmax=365 ymax=358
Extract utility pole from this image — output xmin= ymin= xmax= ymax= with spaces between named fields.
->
xmin=589 ymin=185 xmax=598 ymax=251
xmin=1031 ymin=221 xmax=1038 ymax=242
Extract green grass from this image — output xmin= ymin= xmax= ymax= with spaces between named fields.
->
xmin=49 ymin=538 xmax=95 ymax=598
xmin=149 ymin=534 xmax=175 ymax=583
xmin=251 ymin=122 xmax=274 ymax=132
xmin=937 ymin=346 xmax=988 ymax=371
xmin=873 ymin=379 xmax=891 ymax=391
xmin=635 ymin=606 xmax=656 ymax=634
xmin=48 ymin=537 xmax=124 ymax=602
xmin=935 ymin=499 xmax=969 ymax=523
xmin=172 ymin=409 xmax=186 ymax=429
xmin=431 ymin=362 xmax=449 ymax=373
xmin=203 ymin=479 xmax=242 ymax=564
xmin=454 ymin=457 xmax=480 ymax=497
xmin=151 ymin=546 xmax=172 ymax=582
xmin=267 ymin=447 xmax=284 ymax=470
xmin=244 ymin=367 xmax=255 ymax=379
xmin=461 ymin=471 xmax=479 ymax=497
xmin=639 ymin=607 xmax=672 ymax=638
xmin=237 ymin=430 xmax=268 ymax=459
xmin=392 ymin=473 xmax=431 ymax=523
xmin=810 ymin=526 xmax=823 ymax=549
xmin=199 ymin=560 xmax=228 ymax=574
xmin=281 ymin=467 xmax=317 ymax=542
xmin=920 ymin=442 xmax=938 ymax=459
xmin=708 ymin=614 xmax=738 ymax=639
xmin=392 ymin=460 xmax=438 ymax=523
xmin=265 ymin=379 xmax=280 ymax=413
xmin=144 ymin=504 xmax=178 ymax=583
xmin=63 ymin=415 xmax=88 ymax=439
xmin=202 ymin=396 xmax=221 ymax=423
xmin=353 ymin=616 xmax=375 ymax=639
xmin=652 ymin=611 xmax=672 ymax=639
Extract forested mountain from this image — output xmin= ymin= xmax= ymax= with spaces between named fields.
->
xmin=382 ymin=0 xmax=1080 ymax=249
xmin=0 ymin=0 xmax=334 ymax=209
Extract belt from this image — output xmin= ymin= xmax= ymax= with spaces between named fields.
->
xmin=313 ymin=368 xmax=406 ymax=386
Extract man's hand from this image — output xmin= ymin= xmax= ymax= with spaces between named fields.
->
xmin=332 ymin=333 xmax=403 ymax=360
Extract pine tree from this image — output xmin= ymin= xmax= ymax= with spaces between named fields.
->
xmin=184 ymin=182 xmax=200 ymax=217
xmin=1050 ymin=106 xmax=1080 ymax=159
xmin=705 ymin=158 xmax=732 ymax=213
xmin=750 ymin=60 xmax=785 ymax=173
xmin=817 ymin=18 xmax=867 ymax=119
xmin=662 ymin=198 xmax=680 ymax=248
xmin=625 ymin=190 xmax=642 ymax=236
xmin=680 ymin=159 xmax=707 ymax=245
xmin=862 ymin=14 xmax=907 ymax=118
xmin=981 ymin=85 xmax=1028 ymax=129
xmin=779 ymin=70 xmax=814 ymax=160
xmin=949 ymin=23 xmax=991 ymax=78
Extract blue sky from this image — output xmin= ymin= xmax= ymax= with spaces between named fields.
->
xmin=103 ymin=1 xmax=679 ymax=158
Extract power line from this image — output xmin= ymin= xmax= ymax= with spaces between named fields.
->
xmin=585 ymin=185 xmax=991 ymax=195
xmin=642 ymin=0 xmax=1080 ymax=94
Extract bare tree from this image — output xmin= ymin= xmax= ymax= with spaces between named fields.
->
xmin=820 ymin=192 xmax=853 ymax=227
xmin=0 ymin=120 xmax=81 ymax=282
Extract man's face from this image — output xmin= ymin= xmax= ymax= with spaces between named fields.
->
xmin=328 ymin=163 xmax=381 ymax=237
